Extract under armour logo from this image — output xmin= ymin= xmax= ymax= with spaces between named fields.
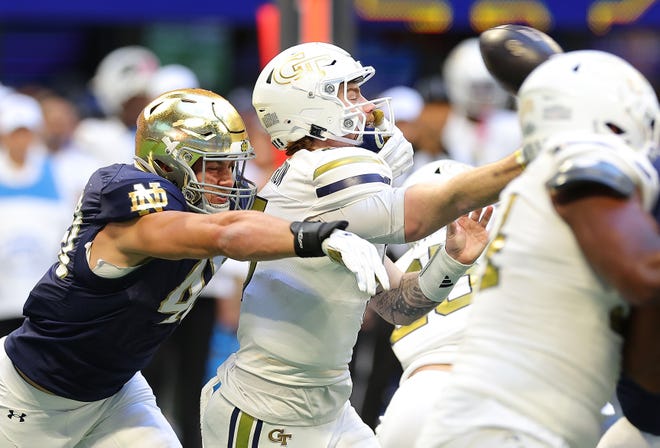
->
xmin=439 ymin=275 xmax=453 ymax=288
xmin=7 ymin=410 xmax=27 ymax=422
xmin=268 ymin=428 xmax=292 ymax=446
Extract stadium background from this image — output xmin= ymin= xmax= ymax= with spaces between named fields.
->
xmin=0 ymin=0 xmax=657 ymax=101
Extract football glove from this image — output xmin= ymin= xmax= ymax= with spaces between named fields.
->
xmin=321 ymin=229 xmax=390 ymax=296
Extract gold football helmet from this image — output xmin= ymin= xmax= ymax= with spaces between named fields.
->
xmin=135 ymin=88 xmax=257 ymax=213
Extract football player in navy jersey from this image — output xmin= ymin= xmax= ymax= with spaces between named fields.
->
xmin=0 ymin=88 xmax=388 ymax=448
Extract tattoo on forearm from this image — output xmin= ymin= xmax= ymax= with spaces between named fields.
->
xmin=372 ymin=273 xmax=437 ymax=326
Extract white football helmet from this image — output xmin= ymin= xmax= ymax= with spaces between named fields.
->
xmin=518 ymin=50 xmax=659 ymax=157
xmin=252 ymin=42 xmax=393 ymax=149
xmin=443 ymin=38 xmax=511 ymax=119
xmin=92 ymin=46 xmax=160 ymax=116
xmin=135 ymin=88 xmax=257 ymax=213
xmin=402 ymin=158 xmax=474 ymax=189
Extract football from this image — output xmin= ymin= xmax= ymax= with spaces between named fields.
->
xmin=479 ymin=24 xmax=564 ymax=95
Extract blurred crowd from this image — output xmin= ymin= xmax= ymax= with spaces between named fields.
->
xmin=0 ymin=37 xmax=521 ymax=448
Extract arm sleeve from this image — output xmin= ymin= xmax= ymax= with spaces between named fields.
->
xmin=313 ymin=187 xmax=407 ymax=244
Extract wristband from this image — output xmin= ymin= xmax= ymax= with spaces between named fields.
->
xmin=514 ymin=148 xmax=527 ymax=169
xmin=290 ymin=220 xmax=348 ymax=257
xmin=418 ymin=246 xmax=471 ymax=302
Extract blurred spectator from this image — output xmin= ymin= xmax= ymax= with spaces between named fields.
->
xmin=73 ymin=45 xmax=160 ymax=164
xmin=441 ymin=38 xmax=521 ymax=166
xmin=227 ymin=86 xmax=275 ymax=188
xmin=0 ymin=93 xmax=79 ymax=336
xmin=413 ymin=75 xmax=452 ymax=164
xmin=37 ymin=91 xmax=104 ymax=189
xmin=147 ymin=64 xmax=200 ymax=100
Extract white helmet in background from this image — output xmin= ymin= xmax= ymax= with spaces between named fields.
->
xmin=443 ymin=38 xmax=510 ymax=119
xmin=147 ymin=64 xmax=200 ymax=100
xmin=518 ymin=50 xmax=659 ymax=156
xmin=252 ymin=41 xmax=393 ymax=150
xmin=400 ymin=159 xmax=474 ymax=252
xmin=402 ymin=158 xmax=474 ymax=189
xmin=92 ymin=46 xmax=160 ymax=116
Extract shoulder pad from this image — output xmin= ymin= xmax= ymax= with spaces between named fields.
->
xmin=546 ymin=159 xmax=635 ymax=198
xmin=545 ymin=135 xmax=659 ymax=210
xmin=92 ymin=165 xmax=187 ymax=222
xmin=312 ymin=147 xmax=392 ymax=200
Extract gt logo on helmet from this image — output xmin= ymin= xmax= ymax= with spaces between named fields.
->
xmin=273 ymin=52 xmax=332 ymax=85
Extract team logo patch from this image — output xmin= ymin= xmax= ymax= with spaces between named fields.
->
xmin=129 ymin=182 xmax=169 ymax=215
xmin=7 ymin=410 xmax=27 ymax=422
xmin=268 ymin=428 xmax=293 ymax=446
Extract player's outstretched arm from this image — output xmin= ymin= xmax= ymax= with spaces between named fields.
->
xmin=403 ymin=154 xmax=521 ymax=242
xmin=93 ymin=210 xmax=389 ymax=295
xmin=371 ymin=208 xmax=492 ymax=325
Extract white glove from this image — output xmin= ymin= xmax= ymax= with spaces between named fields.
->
xmin=376 ymin=123 xmax=414 ymax=181
xmin=321 ymin=229 xmax=390 ymax=295
xmin=374 ymin=110 xmax=414 ymax=180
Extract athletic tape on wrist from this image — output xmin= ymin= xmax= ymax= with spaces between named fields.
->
xmin=418 ymin=246 xmax=471 ymax=302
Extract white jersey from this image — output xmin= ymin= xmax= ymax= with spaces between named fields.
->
xmin=390 ymin=229 xmax=475 ymax=382
xmin=424 ymin=133 xmax=659 ymax=448
xmin=218 ymin=146 xmax=406 ymax=425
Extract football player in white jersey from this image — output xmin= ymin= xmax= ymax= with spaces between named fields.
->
xmin=374 ymin=159 xmax=486 ymax=448
xmin=200 ymin=41 xmax=529 ymax=447
xmin=415 ymin=50 xmax=660 ymax=448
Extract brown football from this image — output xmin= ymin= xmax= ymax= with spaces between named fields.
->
xmin=479 ymin=24 xmax=564 ymax=95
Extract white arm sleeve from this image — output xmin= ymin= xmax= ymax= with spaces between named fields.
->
xmin=314 ymin=187 xmax=407 ymax=244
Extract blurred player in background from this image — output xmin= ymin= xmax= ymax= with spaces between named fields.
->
xmin=416 ymin=50 xmax=660 ymax=448
xmin=73 ymin=46 xmax=160 ymax=164
xmin=374 ymin=159 xmax=484 ymax=448
xmin=374 ymin=159 xmax=488 ymax=448
xmin=441 ymin=38 xmax=521 ymax=166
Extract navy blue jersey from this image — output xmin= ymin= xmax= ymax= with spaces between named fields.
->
xmin=5 ymin=164 xmax=222 ymax=401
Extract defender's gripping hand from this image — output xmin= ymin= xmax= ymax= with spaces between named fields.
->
xmin=290 ymin=221 xmax=390 ymax=295
xmin=321 ymin=229 xmax=390 ymax=296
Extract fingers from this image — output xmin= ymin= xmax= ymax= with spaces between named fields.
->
xmin=466 ymin=206 xmax=494 ymax=228
xmin=480 ymin=205 xmax=494 ymax=227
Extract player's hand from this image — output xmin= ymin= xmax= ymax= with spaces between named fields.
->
xmin=515 ymin=144 xmax=541 ymax=168
xmin=445 ymin=206 xmax=494 ymax=264
xmin=322 ymin=230 xmax=390 ymax=295
xmin=377 ymin=126 xmax=414 ymax=181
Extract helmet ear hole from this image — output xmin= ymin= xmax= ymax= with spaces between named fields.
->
xmin=606 ymin=122 xmax=625 ymax=135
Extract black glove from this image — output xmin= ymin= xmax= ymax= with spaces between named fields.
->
xmin=290 ymin=220 xmax=349 ymax=257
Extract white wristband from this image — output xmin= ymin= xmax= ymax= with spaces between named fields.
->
xmin=418 ymin=246 xmax=471 ymax=302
